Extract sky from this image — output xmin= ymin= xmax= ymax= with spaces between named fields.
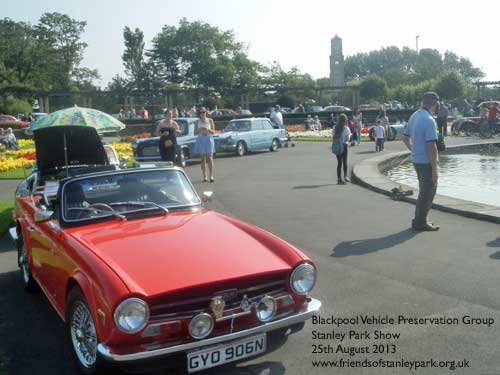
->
xmin=3 ymin=0 xmax=499 ymax=87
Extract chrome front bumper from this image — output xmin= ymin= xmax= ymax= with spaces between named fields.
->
xmin=97 ymin=297 xmax=321 ymax=362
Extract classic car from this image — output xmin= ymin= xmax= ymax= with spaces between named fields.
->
xmin=368 ymin=122 xmax=406 ymax=141
xmin=11 ymin=125 xmax=321 ymax=374
xmin=214 ymin=118 xmax=288 ymax=156
xmin=16 ymin=127 xmax=122 ymax=199
xmin=323 ymin=105 xmax=352 ymax=113
xmin=209 ymin=109 xmax=239 ymax=117
xmin=0 ymin=114 xmax=29 ymax=128
xmin=132 ymin=117 xmax=199 ymax=167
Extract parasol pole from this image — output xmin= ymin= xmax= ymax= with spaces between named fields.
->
xmin=63 ymin=131 xmax=69 ymax=173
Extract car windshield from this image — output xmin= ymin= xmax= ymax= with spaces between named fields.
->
xmin=62 ymin=169 xmax=200 ymax=222
xmin=224 ymin=121 xmax=251 ymax=132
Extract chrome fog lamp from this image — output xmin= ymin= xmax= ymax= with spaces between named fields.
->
xmin=290 ymin=263 xmax=316 ymax=295
xmin=114 ymin=298 xmax=149 ymax=334
xmin=189 ymin=313 xmax=214 ymax=339
xmin=256 ymin=296 xmax=276 ymax=322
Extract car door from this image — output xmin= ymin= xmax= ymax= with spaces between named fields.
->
xmin=250 ymin=120 xmax=265 ymax=149
xmin=261 ymin=119 xmax=277 ymax=148
xmin=30 ymin=213 xmax=71 ymax=307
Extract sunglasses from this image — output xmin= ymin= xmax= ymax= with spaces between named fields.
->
xmin=199 ymin=111 xmax=206 ymax=114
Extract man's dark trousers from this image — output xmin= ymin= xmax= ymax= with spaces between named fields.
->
xmin=413 ymin=163 xmax=437 ymax=227
xmin=437 ymin=117 xmax=447 ymax=136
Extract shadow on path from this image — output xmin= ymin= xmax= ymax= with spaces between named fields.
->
xmin=331 ymin=228 xmax=418 ymax=257
xmin=486 ymin=238 xmax=500 ymax=248
xmin=490 ymin=251 xmax=500 ymax=260
xmin=293 ymin=184 xmax=336 ymax=190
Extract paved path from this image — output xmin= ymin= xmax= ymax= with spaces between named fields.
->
xmin=1 ymin=137 xmax=500 ymax=374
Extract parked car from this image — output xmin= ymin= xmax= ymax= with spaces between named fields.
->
xmin=238 ymin=109 xmax=253 ymax=115
xmin=0 ymin=115 xmax=29 ymax=128
xmin=214 ymin=118 xmax=288 ymax=156
xmin=310 ymin=106 xmax=324 ymax=113
xmin=132 ymin=117 xmax=199 ymax=167
xmin=368 ymin=122 xmax=406 ymax=141
xmin=323 ymin=105 xmax=352 ymax=112
xmin=11 ymin=130 xmax=321 ymax=373
xmin=209 ymin=109 xmax=239 ymax=117
xmin=31 ymin=112 xmax=48 ymax=121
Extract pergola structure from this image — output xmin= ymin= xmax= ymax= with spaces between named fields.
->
xmin=34 ymin=85 xmax=361 ymax=113
xmin=474 ymin=81 xmax=500 ymax=99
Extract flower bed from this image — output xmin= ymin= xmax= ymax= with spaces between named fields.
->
xmin=120 ymin=133 xmax=151 ymax=142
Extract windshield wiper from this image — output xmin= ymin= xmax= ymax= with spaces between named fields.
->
xmin=70 ymin=207 xmax=126 ymax=221
xmin=108 ymin=201 xmax=169 ymax=216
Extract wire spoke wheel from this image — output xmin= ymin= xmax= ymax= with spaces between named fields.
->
xmin=70 ymin=301 xmax=98 ymax=368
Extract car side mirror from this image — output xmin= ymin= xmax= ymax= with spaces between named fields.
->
xmin=34 ymin=209 xmax=54 ymax=223
xmin=201 ymin=191 xmax=213 ymax=203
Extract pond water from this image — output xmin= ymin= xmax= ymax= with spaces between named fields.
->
xmin=386 ymin=151 xmax=500 ymax=207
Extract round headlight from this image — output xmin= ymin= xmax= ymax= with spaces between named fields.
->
xmin=256 ymin=296 xmax=276 ymax=322
xmin=114 ymin=298 xmax=149 ymax=334
xmin=189 ymin=313 xmax=214 ymax=339
xmin=290 ymin=263 xmax=316 ymax=295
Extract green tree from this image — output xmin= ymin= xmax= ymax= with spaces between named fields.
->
xmin=122 ymin=27 xmax=152 ymax=91
xmin=434 ymin=71 xmax=465 ymax=99
xmin=35 ymin=12 xmax=88 ymax=90
xmin=0 ymin=96 xmax=32 ymax=115
xmin=360 ymin=75 xmax=388 ymax=101
xmin=276 ymin=94 xmax=297 ymax=108
xmin=148 ymin=18 xmax=259 ymax=92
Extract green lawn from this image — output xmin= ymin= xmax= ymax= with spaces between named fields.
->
xmin=0 ymin=168 xmax=26 ymax=179
xmin=0 ymin=200 xmax=14 ymax=236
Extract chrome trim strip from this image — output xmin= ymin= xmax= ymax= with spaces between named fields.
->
xmin=150 ymin=282 xmax=285 ymax=313
xmin=216 ymin=310 xmax=252 ymax=322
xmin=97 ymin=298 xmax=321 ymax=362
xmin=8 ymin=227 xmax=18 ymax=242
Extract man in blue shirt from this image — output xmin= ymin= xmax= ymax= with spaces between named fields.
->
xmin=403 ymin=92 xmax=440 ymax=231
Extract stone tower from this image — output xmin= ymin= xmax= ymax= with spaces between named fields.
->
xmin=329 ymin=35 xmax=345 ymax=87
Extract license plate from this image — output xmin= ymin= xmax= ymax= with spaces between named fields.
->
xmin=142 ymin=146 xmax=159 ymax=156
xmin=187 ymin=334 xmax=267 ymax=373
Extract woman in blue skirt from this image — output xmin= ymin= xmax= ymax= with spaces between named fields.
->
xmin=194 ymin=107 xmax=216 ymax=182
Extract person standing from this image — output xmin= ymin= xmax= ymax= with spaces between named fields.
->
xmin=374 ymin=120 xmax=385 ymax=152
xmin=194 ymin=107 xmax=216 ymax=182
xmin=403 ymin=92 xmax=440 ymax=231
xmin=156 ymin=109 xmax=181 ymax=163
xmin=271 ymin=105 xmax=284 ymax=129
xmin=376 ymin=109 xmax=390 ymax=140
xmin=332 ymin=114 xmax=351 ymax=185
xmin=353 ymin=108 xmax=363 ymax=145
xmin=436 ymin=102 xmax=449 ymax=136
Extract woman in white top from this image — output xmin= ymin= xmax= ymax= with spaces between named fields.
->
xmin=194 ymin=107 xmax=216 ymax=182
xmin=332 ymin=114 xmax=351 ymax=184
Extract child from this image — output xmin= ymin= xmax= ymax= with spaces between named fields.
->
xmin=375 ymin=120 xmax=385 ymax=152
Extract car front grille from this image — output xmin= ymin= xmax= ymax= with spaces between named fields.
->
xmin=148 ymin=273 xmax=287 ymax=320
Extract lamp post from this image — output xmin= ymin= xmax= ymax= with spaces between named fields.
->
xmin=416 ymin=35 xmax=420 ymax=54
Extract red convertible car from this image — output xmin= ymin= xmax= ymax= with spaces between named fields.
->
xmin=11 ymin=126 xmax=321 ymax=373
